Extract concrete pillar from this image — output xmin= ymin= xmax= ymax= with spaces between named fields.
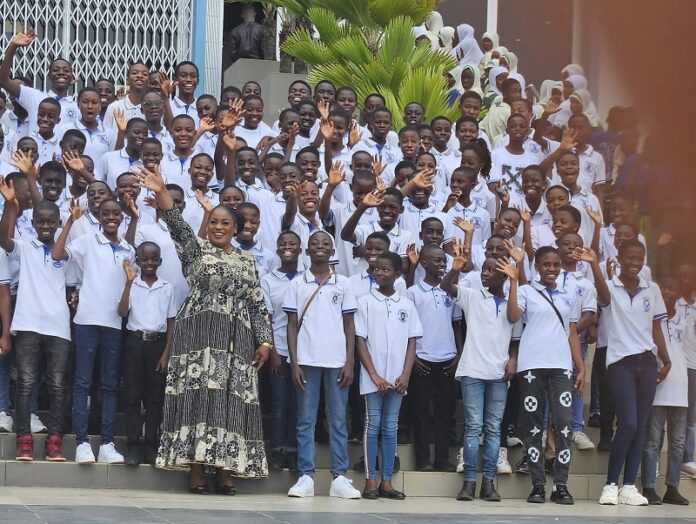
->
xmin=486 ymin=0 xmax=498 ymax=34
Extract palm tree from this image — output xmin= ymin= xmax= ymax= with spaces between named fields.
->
xmin=226 ymin=0 xmax=458 ymax=127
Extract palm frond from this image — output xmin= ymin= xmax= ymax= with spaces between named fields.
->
xmin=330 ymin=35 xmax=373 ymax=65
xmin=376 ymin=16 xmax=414 ymax=68
xmin=306 ymin=62 xmax=354 ymax=88
xmin=369 ymin=0 xmax=438 ymax=26
xmin=281 ymin=29 xmax=336 ymax=66
xmin=306 ymin=7 xmax=343 ymax=44
xmin=314 ymin=0 xmax=376 ymax=29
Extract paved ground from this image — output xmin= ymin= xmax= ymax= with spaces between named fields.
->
xmin=0 ymin=488 xmax=694 ymax=523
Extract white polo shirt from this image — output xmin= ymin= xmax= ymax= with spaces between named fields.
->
xmin=530 ymin=223 xmax=556 ymax=251
xmin=195 ymin=131 xmax=218 ymax=159
xmin=103 ymin=97 xmax=144 ymax=132
xmin=67 ymin=211 xmax=101 ymax=243
xmin=234 ymin=121 xmax=277 ymax=149
xmin=348 ymin=270 xmax=407 ymax=300
xmin=58 ymin=119 xmax=116 ymax=163
xmin=125 ymin=276 xmax=177 ymax=333
xmin=329 ymin=200 xmax=377 ymax=277
xmin=66 ymin=232 xmax=135 ymax=329
xmin=550 ymin=145 xmax=606 ymax=194
xmin=653 ymin=314 xmax=688 ymax=407
xmin=407 ymin=281 xmax=461 ymax=362
xmin=1 ymin=111 xmax=30 ymax=141
xmin=18 ymin=86 xmax=79 ymax=130
xmin=289 ymin=213 xmax=332 ymax=269
xmin=96 ymin=148 xmax=144 ymax=189
xmin=261 ymin=270 xmax=303 ymax=357
xmin=231 ymin=240 xmax=276 ymax=279
xmin=352 ymin=137 xmax=401 ymax=166
xmin=471 ymin=181 xmax=497 ymax=222
xmin=430 ymin=147 xmax=461 ymax=192
xmin=169 ymin=97 xmax=200 ymax=128
xmin=354 ymin=221 xmax=412 ymax=267
xmin=118 ymin=209 xmax=155 ymax=237
xmin=444 ymin=202 xmax=491 ymax=246
xmin=599 ymin=223 xmax=647 ymax=262
xmin=676 ymin=297 xmax=696 ymax=369
xmin=282 ymin=271 xmax=357 ymax=368
xmin=28 ymin=129 xmax=63 ymax=166
xmin=602 ymin=276 xmax=667 ymax=367
xmin=516 ymin=281 xmax=581 ymax=372
xmin=254 ymin=189 xmax=287 ymax=253
xmin=508 ymin=194 xmax=552 ymax=246
xmin=566 ymin=187 xmax=603 ymax=247
xmin=355 ymin=289 xmax=423 ymax=395
xmin=454 ymin=286 xmax=521 ymax=380
xmin=182 ymin=188 xmax=219 ymax=233
xmin=8 ymin=238 xmax=71 ymax=340
xmin=134 ymin=219 xmax=189 ymax=310
xmin=159 ymin=152 xmax=195 ymax=190
xmin=148 ymin=127 xmax=175 ymax=154
xmin=399 ymin=203 xmax=450 ymax=246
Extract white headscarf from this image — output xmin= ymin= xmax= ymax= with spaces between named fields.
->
xmin=453 ymin=24 xmax=484 ymax=66
xmin=488 ymin=66 xmax=508 ymax=96
xmin=448 ymin=65 xmax=464 ymax=94
xmin=570 ymin=88 xmax=600 ymax=127
xmin=562 ymin=63 xmax=585 ymax=78
xmin=508 ymin=72 xmax=526 ymax=98
xmin=460 ymin=64 xmax=482 ymax=95
xmin=500 ymin=51 xmax=518 ymax=73
xmin=567 ymin=74 xmax=588 ymax=91
xmin=412 ymin=26 xmax=428 ymax=41
xmin=482 ymin=31 xmax=500 ymax=49
xmin=439 ymin=26 xmax=456 ymax=52
xmin=424 ymin=12 xmax=443 ymax=51
xmin=538 ymin=79 xmax=556 ymax=104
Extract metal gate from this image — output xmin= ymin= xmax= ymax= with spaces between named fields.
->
xmin=1 ymin=0 xmax=192 ymax=90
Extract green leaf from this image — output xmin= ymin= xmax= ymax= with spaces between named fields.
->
xmin=281 ymin=29 xmax=335 ymax=66
xmin=306 ymin=7 xmax=343 ymax=44
xmin=376 ymin=16 xmax=414 ymax=67
xmin=330 ymin=35 xmax=373 ymax=65
xmin=369 ymin=0 xmax=438 ymax=26
xmin=307 ymin=62 xmax=354 ymax=88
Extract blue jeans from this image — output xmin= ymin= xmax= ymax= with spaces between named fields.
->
xmin=683 ymin=368 xmax=696 ymax=463
xmin=461 ymin=377 xmax=508 ymax=481
xmin=73 ymin=325 xmax=122 ymax=444
xmin=571 ymin=343 xmax=588 ymax=432
xmin=606 ymin=351 xmax=657 ymax=485
xmin=0 ymin=352 xmax=11 ymax=412
xmin=642 ymin=406 xmax=687 ymax=488
xmin=296 ymin=365 xmax=349 ymax=477
xmin=270 ymin=358 xmax=297 ymax=452
xmin=363 ymin=390 xmax=402 ymax=481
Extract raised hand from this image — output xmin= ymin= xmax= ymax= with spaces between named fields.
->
xmin=143 ymin=195 xmax=158 ymax=209
xmin=560 ymin=127 xmax=578 ymax=152
xmin=198 ymin=116 xmax=215 ymax=134
xmin=114 ymin=108 xmax=127 ymax=133
xmin=504 ymin=239 xmax=526 ymax=264
xmin=61 ymin=149 xmax=85 ymax=172
xmin=10 ymin=150 xmax=37 ymax=178
xmin=317 ymin=99 xmax=330 ymax=121
xmin=444 ymin=191 xmax=461 ymax=211
xmin=319 ymin=118 xmax=334 ymax=140
xmin=285 ymin=181 xmax=302 ymax=200
xmin=11 ymin=29 xmax=36 ymax=48
xmin=544 ymin=98 xmax=561 ymax=116
xmin=0 ymin=177 xmax=16 ymax=203
xmin=411 ymin=169 xmax=435 ymax=189
xmin=512 ymin=205 xmax=531 ymax=224
xmin=451 ymin=239 xmax=470 ymax=271
xmin=585 ymin=206 xmax=602 ymax=226
xmin=135 ymin=166 xmax=166 ymax=194
xmin=69 ymin=198 xmax=84 ymax=222
xmin=327 ymin=161 xmax=345 ymax=187
xmin=372 ymin=155 xmax=385 ymax=180
xmin=606 ymin=259 xmax=617 ymax=280
xmin=406 ymin=243 xmax=420 ymax=267
xmin=122 ymin=258 xmax=137 ymax=282
xmin=571 ymin=246 xmax=598 ymax=264
xmin=158 ymin=70 xmax=176 ymax=97
xmin=221 ymin=129 xmax=238 ymax=152
xmin=453 ymin=216 xmax=474 ymax=235
xmin=347 ymin=122 xmax=363 ymax=148
xmin=194 ymin=189 xmax=213 ymax=213
xmin=122 ymin=194 xmax=139 ymax=218
xmin=362 ymin=188 xmax=384 ymax=208
xmin=375 ymin=173 xmax=386 ymax=193
xmin=495 ymin=257 xmax=518 ymax=281
xmin=288 ymin=122 xmax=300 ymax=140
xmin=221 ymin=99 xmax=245 ymax=129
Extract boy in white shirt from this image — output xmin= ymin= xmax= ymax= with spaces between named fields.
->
xmin=234 ymin=95 xmax=277 ymax=149
xmin=442 ymin=244 xmax=520 ymax=502
xmin=181 ymin=153 xmax=219 ymax=232
xmin=641 ymin=275 xmax=690 ymax=505
xmin=0 ymin=191 xmax=71 ymax=462
xmin=676 ymin=263 xmax=696 ymax=478
xmin=444 ymin=166 xmax=492 ymax=248
xmin=52 ymin=198 xmax=135 ymax=465
xmin=356 ymin=252 xmax=422 ymax=500
xmin=118 ymin=242 xmax=176 ymax=466
xmin=232 ymin=203 xmax=275 ymax=279
xmin=284 ymin=230 xmax=361 ymax=499
xmin=407 ymin=245 xmax=463 ymax=472
xmin=95 ymin=118 xmax=147 ymax=189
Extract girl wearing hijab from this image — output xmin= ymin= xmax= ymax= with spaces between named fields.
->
xmin=461 ymin=64 xmax=483 ymax=95
xmin=479 ymin=31 xmax=501 ymax=73
xmin=500 ymin=51 xmax=519 ymax=73
xmin=453 ymin=24 xmax=484 ymax=67
xmin=483 ymin=66 xmax=509 ymax=109
xmin=562 ymin=63 xmax=585 ymax=80
xmin=570 ymin=88 xmax=600 ymax=128
xmin=446 ymin=66 xmax=464 ymax=107
xmin=439 ymin=26 xmax=456 ymax=53
xmin=425 ymin=11 xmax=444 ymax=51
xmin=508 ymin=72 xmax=526 ymax=99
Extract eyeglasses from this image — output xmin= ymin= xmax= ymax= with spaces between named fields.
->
xmin=142 ymin=101 xmax=163 ymax=109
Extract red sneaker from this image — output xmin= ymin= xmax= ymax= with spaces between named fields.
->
xmin=45 ymin=435 xmax=66 ymax=462
xmin=15 ymin=435 xmax=33 ymax=461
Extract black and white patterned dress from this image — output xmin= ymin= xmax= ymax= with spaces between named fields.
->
xmin=155 ymin=207 xmax=272 ymax=478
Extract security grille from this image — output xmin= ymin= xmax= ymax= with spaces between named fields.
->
xmin=1 ymin=0 xmax=191 ymax=90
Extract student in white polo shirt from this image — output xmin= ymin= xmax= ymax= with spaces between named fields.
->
xmin=676 ymin=263 xmax=696 ymax=479
xmin=168 ymin=62 xmax=200 ymax=128
xmin=114 ymin=173 xmax=154 ymax=243
xmin=641 ymin=274 xmax=690 ymax=506
xmin=407 ymin=245 xmax=463 ymax=472
xmin=0 ymin=193 xmax=72 ymax=462
xmin=444 ymin=166 xmax=492 ymax=249
xmin=502 ymin=246 xmax=584 ymax=505
xmin=67 ymin=181 xmax=111 ymax=243
xmin=181 ymin=153 xmax=219 ymax=232
xmin=118 ymin=242 xmax=176 ymax=466
xmin=261 ymin=230 xmax=303 ymax=472
xmin=584 ymin=240 xmax=672 ymax=507
xmin=442 ymin=245 xmax=520 ymax=503
xmin=102 ymin=62 xmax=149 ymax=132
xmin=158 ymin=115 xmax=199 ymax=190
xmin=52 ymin=197 xmax=135 ymax=466
xmin=283 ymin=230 xmax=361 ymax=500
xmin=95 ymin=118 xmax=147 ymax=189
xmin=59 ymin=87 xmax=116 ymax=164
xmin=355 ymin=252 xmax=422 ymax=500
xmin=232 ymin=203 xmax=275 ymax=279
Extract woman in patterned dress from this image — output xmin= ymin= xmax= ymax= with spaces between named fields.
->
xmin=139 ymin=166 xmax=273 ymax=494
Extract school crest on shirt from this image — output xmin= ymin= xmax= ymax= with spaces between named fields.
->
xmin=562 ymin=297 xmax=572 ymax=307
xmin=471 ymin=216 xmax=482 ymax=230
xmin=383 ymin=151 xmax=397 ymax=164
xmin=585 ymin=162 xmax=593 ymax=173
xmin=97 ymin=135 xmax=110 ymax=144
xmin=472 ymin=195 xmax=484 ymax=208
xmin=52 ymin=260 xmax=64 ymax=269
xmin=331 ymin=292 xmax=341 ymax=304
xmin=443 ymin=295 xmax=452 ymax=307
xmin=642 ymin=297 xmax=651 ymax=312
xmin=528 ymin=142 xmax=541 ymax=154
xmin=398 ymin=309 xmax=408 ymax=323
xmin=65 ymin=108 xmax=77 ymax=120
xmin=672 ymin=326 xmax=684 ymax=343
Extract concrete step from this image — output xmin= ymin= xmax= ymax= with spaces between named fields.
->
xmin=0 ymin=461 xmax=694 ymax=499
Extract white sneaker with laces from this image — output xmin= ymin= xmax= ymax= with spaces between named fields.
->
xmin=329 ymin=475 xmax=361 ymax=499
xmin=572 ymin=431 xmax=595 ymax=450
xmin=497 ymin=447 xmax=512 ymax=474
xmin=97 ymin=442 xmax=124 ymax=464
xmin=456 ymin=447 xmax=464 ymax=473
xmin=599 ymin=483 xmax=619 ymax=505
xmin=0 ymin=411 xmax=12 ymax=432
xmin=681 ymin=461 xmax=696 ymax=478
xmin=75 ymin=442 xmax=96 ymax=464
xmin=618 ymin=484 xmax=648 ymax=506
xmin=288 ymin=475 xmax=314 ymax=498
xmin=30 ymin=413 xmax=47 ymax=434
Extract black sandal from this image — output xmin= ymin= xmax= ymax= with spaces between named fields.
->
xmin=215 ymin=484 xmax=237 ymax=495
xmin=378 ymin=488 xmax=406 ymax=500
xmin=188 ymin=485 xmax=209 ymax=495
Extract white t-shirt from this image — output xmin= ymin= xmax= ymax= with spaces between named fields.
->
xmin=653 ymin=314 xmax=688 ymax=407
xmin=261 ymin=270 xmax=303 ymax=357
xmin=234 ymin=121 xmax=277 ymax=149
xmin=355 ymin=289 xmax=423 ymax=394
xmin=489 ymin=146 xmax=543 ymax=200
xmin=676 ymin=297 xmax=696 ymax=369
xmin=102 ymin=96 xmax=144 ymax=132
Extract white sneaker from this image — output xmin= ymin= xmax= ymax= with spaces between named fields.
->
xmin=288 ymin=475 xmax=314 ymax=498
xmin=97 ymin=442 xmax=124 ymax=464
xmin=618 ymin=484 xmax=648 ymax=506
xmin=599 ymin=483 xmax=619 ymax=505
xmin=30 ymin=413 xmax=47 ymax=434
xmin=329 ymin=475 xmax=361 ymax=499
xmin=75 ymin=442 xmax=96 ymax=464
xmin=456 ymin=447 xmax=464 ymax=473
xmin=0 ymin=411 xmax=12 ymax=432
xmin=572 ymin=431 xmax=595 ymax=450
xmin=681 ymin=461 xmax=696 ymax=478
xmin=497 ymin=447 xmax=512 ymax=474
